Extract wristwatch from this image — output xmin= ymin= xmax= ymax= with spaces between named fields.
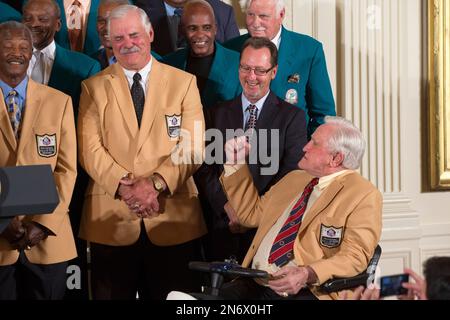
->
xmin=150 ymin=174 xmax=165 ymax=193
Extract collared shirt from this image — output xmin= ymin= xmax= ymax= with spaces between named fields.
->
xmin=271 ymin=26 xmax=282 ymax=49
xmin=0 ymin=77 xmax=29 ymax=120
xmin=163 ymin=1 xmax=178 ymax=16
xmin=241 ymin=90 xmax=270 ymax=129
xmin=27 ymin=40 xmax=56 ymax=85
xmin=121 ymin=57 xmax=153 ymax=97
xmin=64 ymin=0 xmax=91 ymax=49
xmin=251 ymin=169 xmax=353 ymax=276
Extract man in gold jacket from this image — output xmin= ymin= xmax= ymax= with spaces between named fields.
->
xmin=77 ymin=4 xmax=205 ymax=300
xmin=220 ymin=116 xmax=382 ymax=300
xmin=0 ymin=21 xmax=77 ymax=299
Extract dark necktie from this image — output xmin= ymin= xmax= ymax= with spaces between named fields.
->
xmin=174 ymin=8 xmax=185 ymax=49
xmin=268 ymin=177 xmax=319 ymax=267
xmin=245 ymin=104 xmax=258 ymax=131
xmin=131 ymin=72 xmax=145 ymax=126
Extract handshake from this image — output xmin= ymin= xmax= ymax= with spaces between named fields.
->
xmin=117 ymin=173 xmax=167 ymax=218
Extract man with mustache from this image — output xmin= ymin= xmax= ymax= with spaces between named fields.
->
xmin=135 ymin=0 xmax=239 ymax=56
xmin=162 ymin=0 xmax=241 ymax=109
xmin=78 ymin=4 xmax=206 ymax=299
xmin=0 ymin=21 xmax=77 ymax=300
xmin=225 ymin=0 xmax=336 ymax=138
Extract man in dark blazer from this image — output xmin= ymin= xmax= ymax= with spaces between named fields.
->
xmin=0 ymin=2 xmax=21 ymax=23
xmin=162 ymin=0 xmax=241 ymax=109
xmin=224 ymin=0 xmax=335 ymax=138
xmin=135 ymin=0 xmax=239 ymax=56
xmin=54 ymin=0 xmax=101 ymax=55
xmin=196 ymin=37 xmax=307 ymax=263
xmin=22 ymin=0 xmax=100 ymax=299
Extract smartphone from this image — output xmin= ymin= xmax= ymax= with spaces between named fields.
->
xmin=379 ymin=273 xmax=409 ymax=297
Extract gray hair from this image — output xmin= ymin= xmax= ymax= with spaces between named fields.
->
xmin=0 ymin=21 xmax=33 ymax=44
xmin=246 ymin=0 xmax=285 ymax=15
xmin=324 ymin=116 xmax=366 ymax=170
xmin=108 ymin=4 xmax=152 ymax=35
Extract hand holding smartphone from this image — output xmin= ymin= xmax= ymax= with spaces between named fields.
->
xmin=379 ymin=273 xmax=409 ymax=297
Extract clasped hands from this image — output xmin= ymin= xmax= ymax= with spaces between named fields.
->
xmin=0 ymin=217 xmax=49 ymax=250
xmin=268 ymin=266 xmax=309 ymax=298
xmin=118 ymin=176 xmax=160 ymax=218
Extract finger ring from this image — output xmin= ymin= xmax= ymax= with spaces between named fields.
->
xmin=25 ymin=245 xmax=31 ymax=250
xmin=133 ymin=203 xmax=140 ymax=209
xmin=281 ymin=292 xmax=288 ymax=298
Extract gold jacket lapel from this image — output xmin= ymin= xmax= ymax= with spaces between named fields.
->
xmin=109 ymin=64 xmax=139 ymax=136
xmin=299 ymin=179 xmax=344 ymax=233
xmin=137 ymin=60 xmax=167 ymax=153
xmin=17 ymin=80 xmax=42 ymax=156
xmin=0 ymin=90 xmax=17 ymax=150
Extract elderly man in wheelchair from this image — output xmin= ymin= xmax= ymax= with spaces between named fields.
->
xmin=169 ymin=117 xmax=382 ymax=300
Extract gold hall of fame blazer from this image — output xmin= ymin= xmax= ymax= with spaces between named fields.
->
xmin=0 ymin=79 xmax=77 ymax=265
xmin=221 ymin=166 xmax=382 ymax=299
xmin=77 ymin=60 xmax=207 ymax=246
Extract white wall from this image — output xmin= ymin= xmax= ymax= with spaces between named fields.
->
xmin=226 ymin=0 xmax=450 ymax=276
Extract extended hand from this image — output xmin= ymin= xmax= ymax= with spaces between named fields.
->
xmin=224 ymin=136 xmax=250 ymax=165
xmin=268 ymin=266 xmax=309 ymax=297
xmin=398 ymin=267 xmax=426 ymax=300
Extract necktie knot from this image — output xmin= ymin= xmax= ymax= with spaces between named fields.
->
xmin=174 ymin=7 xmax=183 ymax=17
xmin=133 ymin=72 xmax=142 ymax=82
xmin=8 ymin=90 xmax=17 ymax=98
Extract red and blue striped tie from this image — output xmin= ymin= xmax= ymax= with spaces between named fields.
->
xmin=268 ymin=177 xmax=319 ymax=267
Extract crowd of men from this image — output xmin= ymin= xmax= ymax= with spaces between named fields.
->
xmin=0 ymin=0 xmax=392 ymax=301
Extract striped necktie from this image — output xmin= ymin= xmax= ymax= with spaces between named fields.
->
xmin=268 ymin=177 xmax=319 ymax=267
xmin=68 ymin=0 xmax=83 ymax=52
xmin=6 ymin=90 xmax=22 ymax=139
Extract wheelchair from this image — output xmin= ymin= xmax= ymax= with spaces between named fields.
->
xmin=185 ymin=245 xmax=382 ymax=300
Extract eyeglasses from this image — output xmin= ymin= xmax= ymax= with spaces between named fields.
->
xmin=239 ymin=64 xmax=274 ymax=76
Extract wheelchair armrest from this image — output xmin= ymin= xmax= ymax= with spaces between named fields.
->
xmin=319 ymin=272 xmax=369 ymax=293
xmin=319 ymin=245 xmax=382 ymax=293
xmin=189 ymin=261 xmax=269 ymax=278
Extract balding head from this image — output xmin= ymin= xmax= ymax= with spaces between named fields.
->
xmin=181 ymin=0 xmax=217 ymax=57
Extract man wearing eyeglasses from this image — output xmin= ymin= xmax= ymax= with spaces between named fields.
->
xmin=196 ymin=37 xmax=307 ymax=263
xmin=224 ymin=0 xmax=335 ymax=138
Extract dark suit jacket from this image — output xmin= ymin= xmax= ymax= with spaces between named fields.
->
xmin=54 ymin=0 xmax=101 ymax=55
xmin=196 ymin=91 xmax=307 ymax=229
xmin=49 ymin=44 xmax=101 ymax=115
xmin=0 ymin=2 xmax=21 ymax=22
xmin=225 ymin=27 xmax=336 ymax=137
xmin=135 ymin=0 xmax=239 ymax=56
xmin=162 ymin=41 xmax=241 ymax=109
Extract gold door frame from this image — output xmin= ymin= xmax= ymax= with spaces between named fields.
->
xmin=428 ymin=0 xmax=450 ymax=190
